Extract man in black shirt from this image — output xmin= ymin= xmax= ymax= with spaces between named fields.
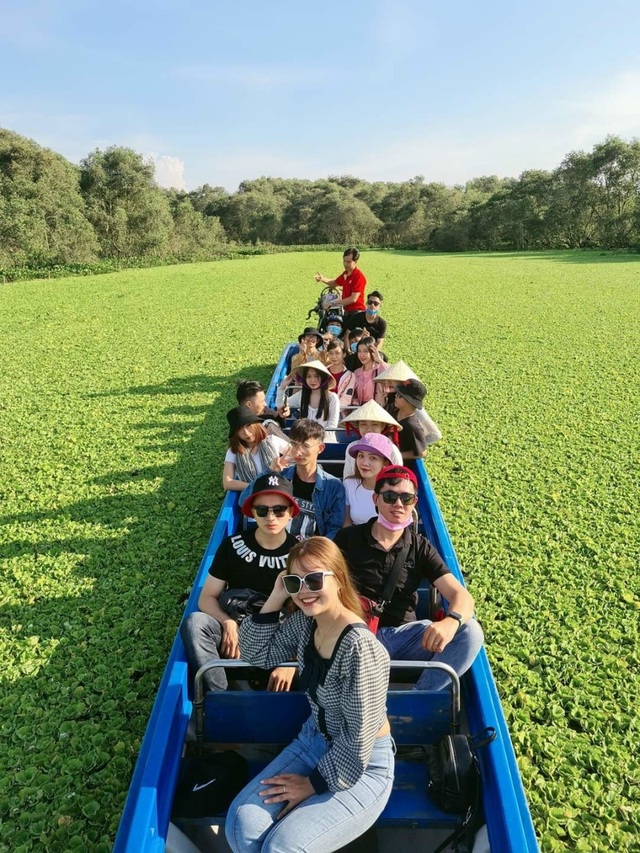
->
xmin=334 ymin=466 xmax=483 ymax=691
xmin=236 ymin=379 xmax=285 ymax=429
xmin=393 ymin=378 xmax=430 ymax=460
xmin=343 ymin=290 xmax=387 ymax=350
xmin=181 ymin=473 xmax=300 ymax=692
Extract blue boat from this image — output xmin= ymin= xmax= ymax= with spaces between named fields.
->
xmin=114 ymin=344 xmax=539 ymax=853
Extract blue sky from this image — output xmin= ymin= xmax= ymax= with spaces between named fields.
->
xmin=2 ymin=0 xmax=640 ymax=191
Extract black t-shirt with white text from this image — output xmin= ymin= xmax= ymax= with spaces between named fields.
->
xmin=209 ymin=529 xmax=298 ymax=593
xmin=289 ymin=472 xmax=317 ymax=539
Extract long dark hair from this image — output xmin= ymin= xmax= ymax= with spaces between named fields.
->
xmin=300 ymin=370 xmax=331 ymax=421
xmin=300 ymin=384 xmax=331 ymax=421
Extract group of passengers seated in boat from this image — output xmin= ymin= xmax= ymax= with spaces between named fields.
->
xmin=179 ymin=249 xmax=484 ymax=852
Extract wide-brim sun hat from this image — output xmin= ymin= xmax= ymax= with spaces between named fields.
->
xmin=373 ymin=360 xmax=419 ymax=383
xmin=347 ymin=432 xmax=398 ymax=461
xmin=297 ymin=360 xmax=336 ymax=391
xmin=394 ymin=378 xmax=427 ymax=409
xmin=227 ymin=405 xmax=263 ymax=438
xmin=298 ymin=327 xmax=323 ymax=346
xmin=340 ymin=399 xmax=402 ymax=430
xmin=240 ymin=472 xmax=301 ymax=518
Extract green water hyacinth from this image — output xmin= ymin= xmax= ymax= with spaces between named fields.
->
xmin=0 ymin=250 xmax=638 ymax=851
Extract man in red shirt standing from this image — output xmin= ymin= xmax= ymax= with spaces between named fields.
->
xmin=314 ymin=247 xmax=367 ymax=314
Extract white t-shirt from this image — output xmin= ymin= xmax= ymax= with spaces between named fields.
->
xmin=284 ymin=391 xmax=340 ymax=442
xmin=344 ymin=478 xmax=377 ymax=525
xmin=225 ymin=435 xmax=289 ymax=476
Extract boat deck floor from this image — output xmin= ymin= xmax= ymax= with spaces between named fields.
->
xmin=169 ymin=822 xmax=475 ymax=853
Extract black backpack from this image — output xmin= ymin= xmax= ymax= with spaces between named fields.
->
xmin=171 ymin=751 xmax=249 ymax=821
xmin=427 ymin=727 xmax=496 ymax=853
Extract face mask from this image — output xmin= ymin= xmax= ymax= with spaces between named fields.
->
xmin=365 ymin=308 xmax=378 ymax=317
xmin=327 ymin=325 xmax=342 ymax=336
xmin=376 ymin=513 xmax=414 ymax=531
xmin=350 ymin=342 xmax=358 ymax=352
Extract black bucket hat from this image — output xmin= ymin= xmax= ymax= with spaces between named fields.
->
xmin=227 ymin=405 xmax=262 ymax=438
xmin=298 ymin=327 xmax=323 ymax=346
xmin=394 ymin=378 xmax=427 ymax=409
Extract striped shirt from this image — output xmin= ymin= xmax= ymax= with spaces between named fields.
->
xmin=239 ymin=609 xmax=390 ymax=793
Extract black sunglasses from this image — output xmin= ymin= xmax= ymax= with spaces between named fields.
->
xmin=281 ymin=571 xmax=334 ymax=594
xmin=379 ymin=491 xmax=416 ymax=505
xmin=253 ymin=504 xmax=290 ymax=518
xmin=367 ymin=300 xmax=381 ymax=306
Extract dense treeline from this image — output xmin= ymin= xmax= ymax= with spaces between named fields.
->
xmin=1 ymin=127 xmax=639 ymax=276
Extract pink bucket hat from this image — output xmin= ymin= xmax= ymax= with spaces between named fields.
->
xmin=347 ymin=432 xmax=397 ymax=462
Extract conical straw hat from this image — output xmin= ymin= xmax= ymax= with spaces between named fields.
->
xmin=340 ymin=399 xmax=402 ymax=430
xmin=297 ymin=360 xmax=336 ymax=390
xmin=373 ymin=360 xmax=419 ymax=383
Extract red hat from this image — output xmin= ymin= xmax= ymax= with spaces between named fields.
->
xmin=240 ymin=473 xmax=300 ymax=518
xmin=375 ymin=465 xmax=418 ymax=490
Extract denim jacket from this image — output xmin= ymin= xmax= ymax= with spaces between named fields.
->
xmin=281 ymin=464 xmax=346 ymax=540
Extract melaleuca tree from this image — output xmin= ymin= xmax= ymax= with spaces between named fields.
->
xmin=167 ymin=198 xmax=227 ymax=260
xmin=79 ymin=146 xmax=172 ymax=258
xmin=308 ymin=187 xmax=382 ymax=245
xmin=0 ymin=128 xmax=98 ymax=267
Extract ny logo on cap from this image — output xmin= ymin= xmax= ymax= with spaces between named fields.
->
xmin=268 ymin=476 xmax=280 ymax=487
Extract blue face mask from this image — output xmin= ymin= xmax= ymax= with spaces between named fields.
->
xmin=350 ymin=342 xmax=358 ymax=352
xmin=365 ymin=308 xmax=378 ymax=317
xmin=327 ymin=325 xmax=342 ymax=336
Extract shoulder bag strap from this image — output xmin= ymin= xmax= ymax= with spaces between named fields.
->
xmin=378 ymin=535 xmax=412 ymax=612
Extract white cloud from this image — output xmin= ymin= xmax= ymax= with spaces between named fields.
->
xmin=148 ymin=153 xmax=187 ymax=190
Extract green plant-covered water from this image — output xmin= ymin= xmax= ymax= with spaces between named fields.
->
xmin=1 ymin=251 xmax=638 ymax=851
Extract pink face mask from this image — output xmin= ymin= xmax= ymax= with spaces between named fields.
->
xmin=375 ymin=513 xmax=413 ymax=531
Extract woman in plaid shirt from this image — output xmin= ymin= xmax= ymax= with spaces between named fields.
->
xmin=225 ymin=537 xmax=394 ymax=853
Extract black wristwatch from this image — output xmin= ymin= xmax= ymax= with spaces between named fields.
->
xmin=445 ymin=611 xmax=463 ymax=631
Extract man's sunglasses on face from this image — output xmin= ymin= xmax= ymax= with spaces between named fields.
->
xmin=367 ymin=300 xmax=381 ymax=307
xmin=253 ymin=505 xmax=289 ymax=518
xmin=379 ymin=491 xmax=417 ymax=506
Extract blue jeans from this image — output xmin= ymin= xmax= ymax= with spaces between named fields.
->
xmin=225 ymin=717 xmax=395 ymax=853
xmin=377 ymin=618 xmax=484 ymax=691
xmin=180 ymin=611 xmax=229 ymax=692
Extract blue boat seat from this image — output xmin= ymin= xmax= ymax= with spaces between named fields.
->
xmin=200 ymin=688 xmax=461 ymax=829
xmin=203 ymin=689 xmax=452 ymax=746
